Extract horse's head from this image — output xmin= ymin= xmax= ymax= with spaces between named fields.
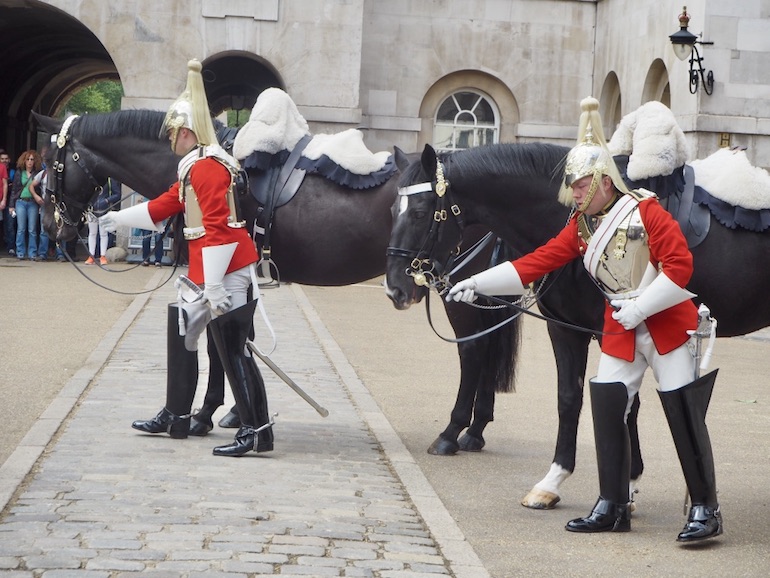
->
xmin=33 ymin=112 xmax=109 ymax=242
xmin=385 ymin=144 xmax=464 ymax=310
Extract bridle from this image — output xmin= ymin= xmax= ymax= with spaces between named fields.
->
xmin=44 ymin=114 xmax=180 ymax=294
xmin=386 ymin=160 xmax=467 ymax=295
xmin=47 ymin=114 xmax=106 ymax=231
xmin=385 ymin=157 xmax=606 ymax=343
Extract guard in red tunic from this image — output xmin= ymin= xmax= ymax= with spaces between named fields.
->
xmin=448 ymin=97 xmax=722 ymax=542
xmin=101 ymin=59 xmax=273 ymax=457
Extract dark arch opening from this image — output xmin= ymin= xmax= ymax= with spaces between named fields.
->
xmin=202 ymin=52 xmax=283 ymax=121
xmin=0 ymin=0 xmax=118 ymax=154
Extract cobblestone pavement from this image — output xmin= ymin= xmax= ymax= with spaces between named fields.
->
xmin=0 ymin=279 xmax=487 ymax=577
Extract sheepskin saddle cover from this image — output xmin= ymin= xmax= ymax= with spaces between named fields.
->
xmin=233 ymin=88 xmax=395 ymax=189
xmin=609 ymin=100 xmax=770 ymax=231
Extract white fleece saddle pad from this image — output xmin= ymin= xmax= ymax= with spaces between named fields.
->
xmin=233 ymin=87 xmax=389 ymax=175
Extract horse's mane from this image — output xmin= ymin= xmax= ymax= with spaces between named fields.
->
xmin=444 ymin=142 xmax=569 ymax=184
xmin=76 ymin=109 xmax=166 ymax=141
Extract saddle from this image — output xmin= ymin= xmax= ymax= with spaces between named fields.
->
xmin=615 ymin=155 xmax=710 ymax=249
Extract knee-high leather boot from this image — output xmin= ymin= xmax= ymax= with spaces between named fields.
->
xmin=566 ymin=380 xmax=631 ymax=533
xmin=208 ymin=299 xmax=273 ymax=457
xmin=132 ymin=304 xmax=198 ymax=439
xmin=189 ymin=327 xmax=226 ymax=436
xmin=658 ymin=369 xmax=723 ymax=542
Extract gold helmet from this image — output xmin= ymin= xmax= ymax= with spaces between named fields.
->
xmin=558 ymin=97 xmax=630 ymax=209
xmin=162 ymin=59 xmax=218 ymax=150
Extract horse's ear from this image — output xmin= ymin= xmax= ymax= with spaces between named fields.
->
xmin=393 ymin=146 xmax=412 ymax=171
xmin=420 ymin=144 xmax=437 ymax=177
xmin=31 ymin=112 xmax=63 ymax=138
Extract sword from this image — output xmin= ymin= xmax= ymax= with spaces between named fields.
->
xmin=246 ymin=340 xmax=329 ymax=417
xmin=689 ymin=303 xmax=717 ymax=380
xmin=175 ymin=274 xmax=329 ymax=417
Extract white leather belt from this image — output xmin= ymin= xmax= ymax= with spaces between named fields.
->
xmin=605 ymin=289 xmax=643 ymax=301
xmin=183 ymin=226 xmax=205 ymax=240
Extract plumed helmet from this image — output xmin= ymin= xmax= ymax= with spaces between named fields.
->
xmin=163 ymin=59 xmax=218 ymax=147
xmin=564 ymin=125 xmax=611 ymax=187
xmin=558 ymin=97 xmax=630 ymax=207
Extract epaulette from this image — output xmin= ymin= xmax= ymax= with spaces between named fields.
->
xmin=626 ymin=187 xmax=657 ymax=202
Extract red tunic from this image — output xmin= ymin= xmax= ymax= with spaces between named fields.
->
xmin=146 ymin=157 xmax=258 ymax=285
xmin=512 ymin=198 xmax=697 ymax=361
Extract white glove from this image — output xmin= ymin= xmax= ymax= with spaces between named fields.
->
xmin=99 ymin=202 xmax=162 ymax=233
xmin=446 ymin=261 xmax=526 ymax=303
xmin=201 ymin=243 xmax=238 ymax=315
xmin=203 ymin=282 xmax=232 ymax=315
xmin=611 ymin=272 xmax=697 ymax=330
xmin=447 ymin=278 xmax=479 ymax=303
xmin=98 ymin=211 xmax=117 ymax=230
xmin=610 ymin=299 xmax=646 ymax=330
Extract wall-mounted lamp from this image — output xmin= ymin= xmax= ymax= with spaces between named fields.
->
xmin=669 ymin=6 xmax=714 ymax=95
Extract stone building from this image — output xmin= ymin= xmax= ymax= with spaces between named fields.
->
xmin=1 ymin=0 xmax=768 ymax=167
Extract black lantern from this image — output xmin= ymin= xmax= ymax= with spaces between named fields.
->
xmin=669 ymin=6 xmax=714 ymax=95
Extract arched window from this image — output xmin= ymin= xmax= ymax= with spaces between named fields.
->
xmin=433 ymin=90 xmax=499 ymax=152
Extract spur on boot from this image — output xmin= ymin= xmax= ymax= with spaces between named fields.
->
xmin=678 ymin=505 xmax=723 ymax=542
xmin=566 ymin=498 xmax=631 ymax=533
xmin=212 ymin=425 xmax=274 ymax=457
xmin=132 ymin=407 xmax=189 ymax=439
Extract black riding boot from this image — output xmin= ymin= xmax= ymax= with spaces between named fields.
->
xmin=208 ymin=300 xmax=273 ymax=457
xmin=217 ymin=405 xmax=241 ymax=429
xmin=189 ymin=327 xmax=226 ymax=436
xmin=658 ymin=370 xmax=723 ymax=542
xmin=132 ymin=304 xmax=198 ymax=439
xmin=566 ymin=380 xmax=631 ymax=533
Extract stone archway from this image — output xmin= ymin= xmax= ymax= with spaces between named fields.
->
xmin=0 ymin=0 xmax=117 ymax=153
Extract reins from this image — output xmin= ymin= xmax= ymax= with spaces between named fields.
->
xmin=393 ymin=159 xmax=618 ymax=342
xmin=48 ymin=115 xmax=184 ymax=295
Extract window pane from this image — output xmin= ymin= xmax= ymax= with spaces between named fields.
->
xmin=436 ymin=99 xmax=459 ymax=121
xmin=474 ymin=99 xmax=495 ymax=123
xmin=433 ymin=125 xmax=455 ymax=151
xmin=455 ymin=128 xmax=474 ymax=149
xmin=456 ymin=111 xmax=476 ymax=125
xmin=454 ymin=91 xmax=479 ymax=111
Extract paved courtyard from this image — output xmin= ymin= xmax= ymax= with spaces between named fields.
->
xmin=2 ymin=256 xmax=770 ymax=576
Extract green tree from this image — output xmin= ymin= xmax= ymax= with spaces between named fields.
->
xmin=61 ymin=80 xmax=124 ymax=116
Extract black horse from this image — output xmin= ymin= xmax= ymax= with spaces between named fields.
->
xmin=387 ymin=142 xmax=770 ymax=508
xmin=33 ymin=110 xmax=520 ymax=460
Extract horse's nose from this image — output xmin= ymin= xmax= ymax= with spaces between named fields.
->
xmin=384 ymin=281 xmax=410 ymax=310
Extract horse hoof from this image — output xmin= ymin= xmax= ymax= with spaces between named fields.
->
xmin=458 ymin=433 xmax=485 ymax=452
xmin=521 ymin=488 xmax=561 ymax=510
xmin=427 ymin=436 xmax=459 ymax=455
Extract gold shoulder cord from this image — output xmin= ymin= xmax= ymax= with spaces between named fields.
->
xmin=577 ymin=214 xmax=593 ymax=246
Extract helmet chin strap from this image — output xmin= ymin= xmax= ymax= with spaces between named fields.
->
xmin=169 ymin=127 xmax=180 ymax=154
xmin=576 ymin=172 xmax=601 ymax=213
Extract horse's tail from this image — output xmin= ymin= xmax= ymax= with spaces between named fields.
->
xmin=474 ymin=299 xmax=521 ymax=394
xmin=474 ymin=238 xmax=521 ymax=394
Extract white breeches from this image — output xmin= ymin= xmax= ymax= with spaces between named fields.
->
xmin=595 ymin=322 xmax=695 ymax=420
xmin=180 ymin=265 xmax=257 ymax=351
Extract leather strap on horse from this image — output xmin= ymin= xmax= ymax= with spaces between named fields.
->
xmin=261 ymin=135 xmax=312 ymax=258
xmin=668 ymin=164 xmax=710 ymax=249
xmin=675 ymin=164 xmax=695 ymax=234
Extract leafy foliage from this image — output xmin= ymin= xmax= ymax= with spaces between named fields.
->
xmin=60 ymin=80 xmax=124 ymax=116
